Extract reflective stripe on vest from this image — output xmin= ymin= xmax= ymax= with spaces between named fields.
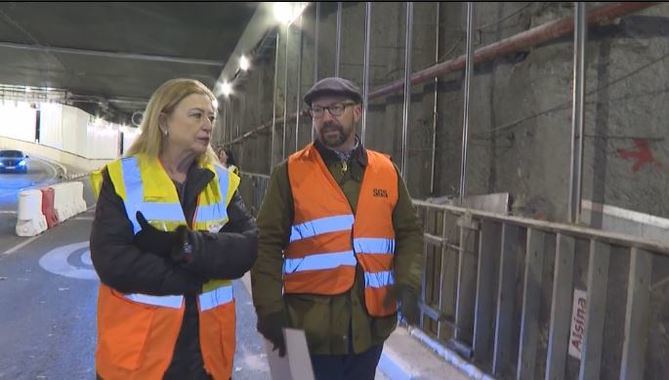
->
xmin=199 ymin=284 xmax=234 ymax=312
xmin=364 ymin=270 xmax=395 ymax=288
xmin=353 ymin=238 xmax=395 ymax=254
xmin=125 ymin=293 xmax=184 ymax=309
xmin=290 ymin=214 xmax=353 ymax=242
xmin=122 ymin=284 xmax=233 ymax=311
xmin=283 ymin=250 xmax=357 ymax=274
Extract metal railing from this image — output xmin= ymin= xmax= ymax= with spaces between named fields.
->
xmin=239 ymin=172 xmax=666 ymax=379
xmin=414 ymin=200 xmax=666 ymax=380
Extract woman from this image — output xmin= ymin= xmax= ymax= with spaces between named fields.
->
xmin=90 ymin=78 xmax=257 ymax=379
xmin=218 ymin=148 xmax=239 ymax=175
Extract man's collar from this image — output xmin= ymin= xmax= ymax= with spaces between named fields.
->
xmin=314 ymin=137 xmax=368 ymax=166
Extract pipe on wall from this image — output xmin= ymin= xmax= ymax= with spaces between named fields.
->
xmin=369 ymin=2 xmax=655 ymax=99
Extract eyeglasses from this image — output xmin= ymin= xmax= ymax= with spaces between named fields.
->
xmin=309 ymin=102 xmax=357 ymax=118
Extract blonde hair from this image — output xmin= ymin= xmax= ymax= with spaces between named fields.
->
xmin=126 ymin=78 xmax=219 ymax=165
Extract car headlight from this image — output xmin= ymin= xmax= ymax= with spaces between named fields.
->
xmin=18 ymin=160 xmax=26 ymax=166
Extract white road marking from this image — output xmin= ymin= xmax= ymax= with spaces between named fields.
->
xmin=38 ymin=241 xmax=98 ymax=280
xmin=72 ymin=216 xmax=95 ymax=221
xmin=2 ymin=235 xmax=40 ymax=256
xmin=0 ymin=210 xmax=17 ymax=214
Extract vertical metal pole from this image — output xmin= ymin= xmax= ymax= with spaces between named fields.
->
xmin=400 ymin=2 xmax=414 ymax=178
xmin=459 ymin=2 xmax=474 ymax=204
xmin=569 ymin=2 xmax=587 ymax=224
xmin=295 ymin=15 xmax=303 ymax=151
xmin=361 ymin=2 xmax=372 ymax=146
xmin=312 ymin=3 xmax=320 ymax=142
xmin=270 ymin=32 xmax=280 ymax=170
xmin=430 ymin=2 xmax=440 ymax=194
xmin=282 ymin=23 xmax=290 ymax=159
xmin=335 ymin=2 xmax=342 ymax=77
xmin=220 ymin=99 xmax=227 ymax=145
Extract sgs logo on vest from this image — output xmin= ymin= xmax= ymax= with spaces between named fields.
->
xmin=373 ymin=188 xmax=388 ymax=198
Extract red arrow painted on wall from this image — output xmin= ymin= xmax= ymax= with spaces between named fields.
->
xmin=616 ymin=139 xmax=662 ymax=173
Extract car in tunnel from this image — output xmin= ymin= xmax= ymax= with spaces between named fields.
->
xmin=0 ymin=150 xmax=29 ymax=173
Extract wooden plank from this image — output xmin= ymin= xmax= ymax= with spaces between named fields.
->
xmin=545 ymin=233 xmax=576 ymax=380
xmin=473 ymin=220 xmax=502 ymax=365
xmin=517 ymin=228 xmax=546 ymax=380
xmin=455 ymin=217 xmax=479 ymax=342
xmin=438 ymin=211 xmax=459 ymax=340
xmin=578 ymin=240 xmax=611 ymax=380
xmin=493 ymin=223 xmax=522 ymax=375
xmin=620 ymin=248 xmax=652 ymax=380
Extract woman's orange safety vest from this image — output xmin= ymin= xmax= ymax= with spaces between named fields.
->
xmin=285 ymin=144 xmax=399 ymax=317
xmin=91 ymin=154 xmax=239 ymax=380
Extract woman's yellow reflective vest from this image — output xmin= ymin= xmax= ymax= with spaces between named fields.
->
xmin=90 ymin=153 xmax=239 ymax=380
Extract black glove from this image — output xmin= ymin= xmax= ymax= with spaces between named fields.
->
xmin=134 ymin=211 xmax=180 ymax=257
xmin=257 ymin=311 xmax=287 ymax=357
xmin=397 ymin=285 xmax=420 ymax=326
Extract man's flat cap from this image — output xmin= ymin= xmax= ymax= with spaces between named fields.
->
xmin=303 ymin=77 xmax=362 ymax=105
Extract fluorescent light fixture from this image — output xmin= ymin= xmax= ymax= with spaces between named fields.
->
xmin=239 ymin=55 xmax=250 ymax=71
xmin=273 ymin=2 xmax=307 ymax=25
xmin=273 ymin=3 xmax=293 ymax=24
xmin=221 ymin=82 xmax=233 ymax=97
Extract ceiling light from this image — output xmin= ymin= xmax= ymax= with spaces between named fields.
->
xmin=221 ymin=82 xmax=233 ymax=97
xmin=273 ymin=2 xmax=307 ymax=25
xmin=239 ymin=55 xmax=250 ymax=71
xmin=273 ymin=3 xmax=293 ymax=25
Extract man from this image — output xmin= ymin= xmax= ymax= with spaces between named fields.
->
xmin=252 ymin=77 xmax=423 ymax=379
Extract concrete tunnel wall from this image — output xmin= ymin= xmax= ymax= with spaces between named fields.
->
xmin=217 ymin=2 xmax=669 ymax=224
xmin=214 ymin=2 xmax=669 ymax=378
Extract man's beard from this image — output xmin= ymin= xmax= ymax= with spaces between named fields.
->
xmin=319 ymin=121 xmax=350 ymax=148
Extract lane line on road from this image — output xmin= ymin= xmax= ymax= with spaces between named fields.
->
xmin=0 ymin=210 xmax=17 ymax=214
xmin=2 ymin=235 xmax=40 ymax=256
xmin=72 ymin=216 xmax=95 ymax=221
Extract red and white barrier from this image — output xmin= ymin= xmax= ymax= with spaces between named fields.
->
xmin=15 ymin=181 xmax=88 ymax=237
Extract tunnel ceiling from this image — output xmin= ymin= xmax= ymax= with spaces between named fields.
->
xmin=0 ymin=2 xmax=258 ymax=122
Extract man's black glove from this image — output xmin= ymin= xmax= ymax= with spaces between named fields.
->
xmin=134 ymin=211 xmax=179 ymax=257
xmin=257 ymin=311 xmax=287 ymax=357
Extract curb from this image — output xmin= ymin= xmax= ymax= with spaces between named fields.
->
xmin=378 ymin=327 xmax=475 ymax=380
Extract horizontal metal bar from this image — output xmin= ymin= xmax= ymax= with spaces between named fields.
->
xmin=421 ymin=303 xmax=455 ymax=326
xmin=239 ymin=171 xmax=270 ymax=179
xmin=0 ymin=40 xmax=223 ymax=66
xmin=413 ymin=200 xmax=669 ymax=256
xmin=424 ymin=232 xmax=446 ymax=245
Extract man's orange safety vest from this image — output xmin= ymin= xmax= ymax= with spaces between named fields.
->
xmin=285 ymin=144 xmax=399 ymax=317
xmin=91 ymin=154 xmax=239 ymax=380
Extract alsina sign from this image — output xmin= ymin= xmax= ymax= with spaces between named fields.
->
xmin=569 ymin=288 xmax=588 ymax=360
